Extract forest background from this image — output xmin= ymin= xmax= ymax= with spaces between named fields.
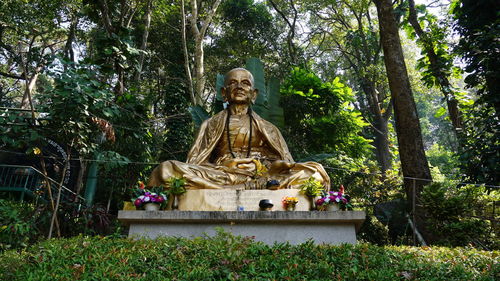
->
xmin=0 ymin=0 xmax=498 ymax=250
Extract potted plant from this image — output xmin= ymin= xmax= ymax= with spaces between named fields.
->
xmin=316 ymin=185 xmax=351 ymax=211
xmin=299 ymin=177 xmax=325 ymax=210
xmin=132 ymin=182 xmax=167 ymax=211
xmin=165 ymin=177 xmax=187 ymax=210
xmin=282 ymin=196 xmax=299 ymax=211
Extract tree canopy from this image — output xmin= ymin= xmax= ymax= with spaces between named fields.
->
xmin=0 ymin=0 xmax=498 ymax=249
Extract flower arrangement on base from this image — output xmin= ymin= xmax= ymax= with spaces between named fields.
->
xmin=299 ymin=177 xmax=325 ymax=210
xmin=282 ymin=196 xmax=299 ymax=211
xmin=166 ymin=177 xmax=187 ymax=195
xmin=299 ymin=177 xmax=324 ymax=197
xmin=316 ymin=185 xmax=352 ymax=211
xmin=132 ymin=181 xmax=167 ymax=210
xmin=165 ymin=177 xmax=187 ymax=210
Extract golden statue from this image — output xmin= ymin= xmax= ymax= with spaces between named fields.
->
xmin=148 ymin=68 xmax=330 ymax=190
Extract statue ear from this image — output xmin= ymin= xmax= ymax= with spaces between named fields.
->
xmin=251 ymin=88 xmax=258 ymax=104
xmin=221 ymin=86 xmax=228 ymax=102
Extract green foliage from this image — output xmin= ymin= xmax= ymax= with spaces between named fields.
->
xmin=421 ymin=182 xmax=499 ymax=249
xmin=402 ymin=3 xmax=459 ymax=90
xmin=451 ymin=0 xmax=500 ymax=186
xmin=206 ymin=0 xmax=287 ymax=78
xmin=425 ymin=143 xmax=460 ymax=177
xmin=0 ymin=199 xmax=46 ymax=251
xmin=0 ymin=199 xmax=116 ymax=251
xmin=39 ymin=60 xmax=120 ymax=155
xmin=299 ymin=177 xmax=324 ymax=197
xmin=165 ymin=177 xmax=187 ymax=195
xmin=0 ymin=233 xmax=497 ymax=280
xmin=0 ymin=109 xmax=43 ymax=150
xmin=56 ymin=202 xmax=117 ymax=237
xmin=357 ymin=216 xmax=391 ymax=246
xmin=281 ymin=67 xmax=371 ymax=159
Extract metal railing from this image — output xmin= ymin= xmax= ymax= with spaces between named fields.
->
xmin=0 ymin=164 xmax=84 ymax=202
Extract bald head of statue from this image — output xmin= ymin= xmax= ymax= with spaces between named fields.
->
xmin=221 ymin=68 xmax=258 ymax=105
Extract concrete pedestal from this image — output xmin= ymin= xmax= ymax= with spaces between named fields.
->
xmin=118 ymin=210 xmax=365 ymax=245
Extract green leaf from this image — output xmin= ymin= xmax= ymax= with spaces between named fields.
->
xmin=434 ymin=107 xmax=447 ymax=118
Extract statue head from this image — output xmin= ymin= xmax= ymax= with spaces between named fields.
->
xmin=221 ymin=68 xmax=258 ymax=105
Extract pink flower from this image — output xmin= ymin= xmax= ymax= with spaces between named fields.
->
xmin=134 ymin=198 xmax=142 ymax=207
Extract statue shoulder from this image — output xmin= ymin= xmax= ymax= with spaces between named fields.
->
xmin=200 ymin=110 xmax=226 ymax=131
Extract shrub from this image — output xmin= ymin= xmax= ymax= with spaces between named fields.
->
xmin=0 ymin=232 xmax=497 ymax=280
xmin=421 ymin=182 xmax=499 ymax=249
xmin=0 ymin=199 xmax=48 ymax=250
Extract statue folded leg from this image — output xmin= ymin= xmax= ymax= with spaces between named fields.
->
xmin=148 ymin=160 xmax=330 ymax=190
xmin=147 ymin=160 xmax=248 ymax=189
xmin=270 ymin=161 xmax=330 ymax=189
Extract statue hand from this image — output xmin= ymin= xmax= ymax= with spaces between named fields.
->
xmin=222 ymin=158 xmax=255 ymax=169
xmin=269 ymin=160 xmax=295 ymax=174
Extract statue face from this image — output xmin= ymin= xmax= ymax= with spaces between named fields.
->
xmin=222 ymin=69 xmax=258 ymax=105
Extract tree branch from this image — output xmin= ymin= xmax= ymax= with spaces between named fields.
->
xmin=0 ymin=70 xmax=25 ymax=80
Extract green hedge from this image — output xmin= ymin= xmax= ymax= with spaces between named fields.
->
xmin=0 ymin=231 xmax=497 ymax=280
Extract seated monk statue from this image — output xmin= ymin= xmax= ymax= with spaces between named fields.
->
xmin=148 ymin=68 xmax=330 ymax=190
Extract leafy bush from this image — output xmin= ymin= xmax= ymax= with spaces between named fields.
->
xmin=280 ymin=67 xmax=371 ymax=160
xmin=421 ymin=182 xmax=499 ymax=249
xmin=357 ymin=215 xmax=391 ymax=246
xmin=0 ymin=198 xmax=118 ymax=251
xmin=0 ymin=199 xmax=48 ymax=251
xmin=0 ymin=232 xmax=497 ymax=280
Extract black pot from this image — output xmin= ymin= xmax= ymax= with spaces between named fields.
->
xmin=259 ymin=199 xmax=274 ymax=210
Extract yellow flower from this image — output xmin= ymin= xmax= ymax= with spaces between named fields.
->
xmin=33 ymin=147 xmax=41 ymax=155
xmin=252 ymin=159 xmax=268 ymax=177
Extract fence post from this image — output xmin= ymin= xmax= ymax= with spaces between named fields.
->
xmin=412 ymin=178 xmax=416 ymax=246
xmin=84 ymin=156 xmax=99 ymax=207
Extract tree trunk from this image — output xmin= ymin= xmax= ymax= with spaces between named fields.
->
xmin=188 ymin=0 xmax=222 ymax=105
xmin=64 ymin=15 xmax=79 ymax=63
xmin=74 ymin=157 xmax=87 ymax=203
xmin=181 ymin=0 xmax=195 ymax=104
xmin=194 ymin=39 xmax=205 ymax=105
xmin=134 ymin=0 xmax=153 ymax=82
xmin=21 ymin=72 xmax=39 ymax=109
xmin=20 ymin=64 xmax=42 ymax=110
xmin=373 ymin=113 xmax=392 ymax=174
xmin=361 ymin=79 xmax=392 ymax=174
xmin=374 ymin=0 xmax=434 ymax=242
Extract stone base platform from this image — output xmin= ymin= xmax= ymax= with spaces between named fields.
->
xmin=118 ymin=210 xmax=366 ymax=245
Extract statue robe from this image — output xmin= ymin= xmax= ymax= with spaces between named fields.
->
xmin=148 ymin=110 xmax=330 ymax=189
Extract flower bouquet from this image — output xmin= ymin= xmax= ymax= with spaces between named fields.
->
xmin=299 ymin=177 xmax=325 ymax=210
xmin=132 ymin=181 xmax=167 ymax=210
xmin=316 ymin=185 xmax=352 ymax=211
xmin=282 ymin=196 xmax=299 ymax=211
